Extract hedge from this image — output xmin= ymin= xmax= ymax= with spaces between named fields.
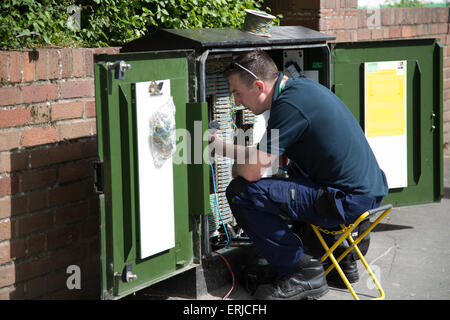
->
xmin=1 ymin=0 xmax=277 ymax=49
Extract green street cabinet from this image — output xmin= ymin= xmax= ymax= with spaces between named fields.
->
xmin=93 ymin=26 xmax=443 ymax=299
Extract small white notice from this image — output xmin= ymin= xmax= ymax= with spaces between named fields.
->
xmin=135 ymin=80 xmax=175 ymax=259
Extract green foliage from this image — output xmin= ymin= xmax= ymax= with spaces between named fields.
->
xmin=0 ymin=0 xmax=81 ymax=49
xmin=1 ymin=0 xmax=278 ymax=49
xmin=383 ymin=0 xmax=448 ymax=7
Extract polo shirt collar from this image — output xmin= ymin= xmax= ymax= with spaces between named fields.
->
xmin=272 ymin=72 xmax=285 ymax=104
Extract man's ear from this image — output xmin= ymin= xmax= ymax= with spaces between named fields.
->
xmin=255 ymin=79 xmax=265 ymax=94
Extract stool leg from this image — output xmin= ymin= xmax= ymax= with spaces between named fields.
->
xmin=310 ymin=207 xmax=392 ymax=300
xmin=311 ymin=225 xmax=360 ymax=300
xmin=347 ymin=234 xmax=385 ymax=300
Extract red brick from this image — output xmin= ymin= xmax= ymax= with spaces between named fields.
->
xmin=0 ymin=152 xmax=8 ymax=173
xmin=389 ymin=27 xmax=402 ymax=39
xmin=58 ymin=160 xmax=91 ymax=184
xmin=91 ymin=120 xmax=97 ymax=135
xmin=0 ymin=108 xmax=30 ymax=128
xmin=48 ymin=50 xmax=60 ymax=79
xmin=35 ymin=50 xmax=48 ymax=81
xmin=23 ymin=51 xmax=35 ymax=82
xmin=21 ymin=126 xmax=58 ymax=147
xmin=0 ymin=174 xmax=19 ymax=197
xmin=22 ymin=83 xmax=58 ymax=104
xmin=0 ymin=263 xmax=16 ymax=287
xmin=47 ymin=225 xmax=81 ymax=251
xmin=28 ymin=189 xmax=47 ymax=213
xmin=58 ymin=120 xmax=93 ymax=140
xmin=26 ymin=276 xmax=46 ymax=299
xmin=321 ymin=0 xmax=337 ymax=9
xmin=401 ymin=26 xmax=414 ymax=38
xmin=0 ymin=284 xmax=26 ymax=300
xmin=371 ymin=28 xmax=384 ymax=40
xmin=48 ymin=142 xmax=83 ymax=164
xmin=72 ymin=48 xmax=84 ymax=78
xmin=84 ymin=49 xmax=94 ymax=78
xmin=288 ymin=0 xmax=320 ymax=10
xmin=48 ymin=243 xmax=86 ymax=271
xmin=9 ymin=52 xmax=21 ymax=83
xmin=1 ymin=150 xmax=29 ymax=173
xmin=0 ymin=52 xmax=8 ymax=82
xmin=358 ymin=29 xmax=371 ymax=41
xmin=0 ymin=239 xmax=26 ymax=264
xmin=16 ymin=255 xmax=51 ymax=282
xmin=59 ymin=80 xmax=94 ymax=99
xmin=445 ymin=78 xmax=450 ymax=89
xmin=0 ymin=219 xmax=12 ymax=242
xmin=54 ymin=202 xmax=89 ymax=227
xmin=0 ymin=197 xmax=11 ymax=219
xmin=60 ymin=48 xmax=72 ymax=78
xmin=89 ymin=198 xmax=100 ymax=218
xmin=0 ymin=86 xmax=22 ymax=107
xmin=30 ymin=103 xmax=50 ymax=124
xmin=45 ymin=268 xmax=69 ymax=294
xmin=85 ymin=100 xmax=96 ymax=118
xmin=48 ymin=180 xmax=90 ymax=207
xmin=82 ymin=138 xmax=98 ymax=158
xmin=10 ymin=194 xmax=28 ymax=217
xmin=445 ymin=68 xmax=450 ymax=81
xmin=26 ymin=233 xmax=45 ymax=256
xmin=29 ymin=147 xmax=49 ymax=169
xmin=20 ymin=167 xmax=57 ymax=192
xmin=17 ymin=210 xmax=53 ymax=237
xmin=51 ymin=100 xmax=84 ymax=121
xmin=0 ymin=130 xmax=20 ymax=151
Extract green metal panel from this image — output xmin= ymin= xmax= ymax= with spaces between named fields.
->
xmin=331 ymin=39 xmax=443 ymax=207
xmin=94 ymin=51 xmax=198 ymax=299
xmin=186 ymin=102 xmax=210 ymax=215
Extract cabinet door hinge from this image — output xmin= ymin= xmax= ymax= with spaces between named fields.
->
xmin=93 ymin=161 xmax=104 ymax=194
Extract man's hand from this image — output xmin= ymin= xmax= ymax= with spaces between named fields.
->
xmin=208 ymin=131 xmax=278 ymax=182
xmin=208 ymin=132 xmax=223 ymax=158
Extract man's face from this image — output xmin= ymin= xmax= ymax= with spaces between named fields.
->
xmin=228 ymin=73 xmax=266 ymax=115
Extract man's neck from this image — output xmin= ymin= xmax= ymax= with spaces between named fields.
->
xmin=265 ymin=79 xmax=277 ymax=110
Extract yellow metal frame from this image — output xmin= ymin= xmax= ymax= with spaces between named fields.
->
xmin=310 ymin=204 xmax=393 ymax=300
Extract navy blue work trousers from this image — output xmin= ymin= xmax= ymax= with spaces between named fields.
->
xmin=226 ymin=176 xmax=383 ymax=276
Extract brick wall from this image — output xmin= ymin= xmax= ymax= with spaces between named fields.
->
xmin=0 ymin=47 xmax=119 ymax=299
xmin=266 ymin=0 xmax=450 ymax=155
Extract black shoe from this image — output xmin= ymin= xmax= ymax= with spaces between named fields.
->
xmin=253 ymin=255 xmax=329 ymax=300
xmin=323 ymin=259 xmax=359 ymax=288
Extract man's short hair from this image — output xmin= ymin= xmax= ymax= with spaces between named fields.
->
xmin=223 ymin=49 xmax=279 ymax=87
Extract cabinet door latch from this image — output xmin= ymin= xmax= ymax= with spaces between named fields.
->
xmin=106 ymin=60 xmax=131 ymax=80
xmin=115 ymin=264 xmax=138 ymax=283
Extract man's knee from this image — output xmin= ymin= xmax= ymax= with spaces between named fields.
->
xmin=226 ymin=177 xmax=250 ymax=203
xmin=226 ymin=177 xmax=250 ymax=226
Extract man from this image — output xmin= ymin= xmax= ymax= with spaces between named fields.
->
xmin=209 ymin=50 xmax=388 ymax=300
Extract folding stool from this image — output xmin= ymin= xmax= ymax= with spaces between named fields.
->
xmin=310 ymin=204 xmax=393 ymax=300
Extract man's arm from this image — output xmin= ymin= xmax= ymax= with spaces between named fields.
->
xmin=210 ymin=135 xmax=278 ymax=182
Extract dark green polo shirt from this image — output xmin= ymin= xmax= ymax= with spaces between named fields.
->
xmin=258 ymin=73 xmax=388 ymax=198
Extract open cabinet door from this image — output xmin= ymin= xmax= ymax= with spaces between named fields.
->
xmin=331 ymin=39 xmax=443 ymax=206
xmin=94 ymin=50 xmax=199 ymax=299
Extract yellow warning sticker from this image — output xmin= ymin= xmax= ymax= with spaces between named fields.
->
xmin=364 ymin=61 xmax=406 ymax=138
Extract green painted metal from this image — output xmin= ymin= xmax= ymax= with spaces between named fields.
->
xmin=186 ymin=102 xmax=210 ymax=216
xmin=331 ymin=39 xmax=443 ymax=207
xmin=94 ymin=51 xmax=199 ymax=299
